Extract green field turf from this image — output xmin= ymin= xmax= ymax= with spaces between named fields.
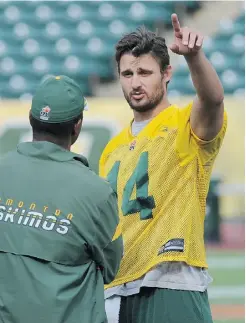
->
xmin=206 ymin=249 xmax=244 ymax=323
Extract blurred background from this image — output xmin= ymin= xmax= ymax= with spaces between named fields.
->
xmin=0 ymin=1 xmax=245 ymax=322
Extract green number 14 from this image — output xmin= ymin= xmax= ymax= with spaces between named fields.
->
xmin=107 ymin=152 xmax=155 ymax=220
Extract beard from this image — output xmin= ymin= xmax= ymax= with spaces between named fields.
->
xmin=123 ymin=84 xmax=165 ymax=113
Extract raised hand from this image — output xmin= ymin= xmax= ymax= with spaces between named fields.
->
xmin=169 ymin=13 xmax=204 ymax=56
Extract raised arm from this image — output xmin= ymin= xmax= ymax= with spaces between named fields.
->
xmin=170 ymin=13 xmax=224 ymax=141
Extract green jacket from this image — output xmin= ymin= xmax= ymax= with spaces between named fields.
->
xmin=0 ymin=141 xmax=123 ymax=323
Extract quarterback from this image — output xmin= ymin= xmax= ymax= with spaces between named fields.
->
xmin=100 ymin=14 xmax=227 ymax=323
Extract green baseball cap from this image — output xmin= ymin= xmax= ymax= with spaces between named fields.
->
xmin=31 ymin=75 xmax=88 ymax=123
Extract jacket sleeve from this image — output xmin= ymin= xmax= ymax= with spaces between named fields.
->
xmin=91 ymin=188 xmax=123 ymax=284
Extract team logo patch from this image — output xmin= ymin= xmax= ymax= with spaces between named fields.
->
xmin=40 ymin=106 xmax=51 ymax=121
xmin=161 ymin=126 xmax=169 ymax=132
xmin=129 ymin=140 xmax=136 ymax=151
xmin=158 ymin=238 xmax=184 ymax=255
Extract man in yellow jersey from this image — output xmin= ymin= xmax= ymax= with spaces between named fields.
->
xmin=99 ymin=13 xmax=227 ymax=323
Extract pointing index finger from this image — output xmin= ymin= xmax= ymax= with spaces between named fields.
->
xmin=171 ymin=13 xmax=181 ymax=35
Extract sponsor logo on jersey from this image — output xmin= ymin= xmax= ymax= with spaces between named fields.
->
xmin=161 ymin=126 xmax=169 ymax=132
xmin=158 ymin=238 xmax=184 ymax=255
xmin=129 ymin=140 xmax=136 ymax=151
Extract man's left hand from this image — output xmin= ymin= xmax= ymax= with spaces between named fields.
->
xmin=169 ymin=13 xmax=204 ymax=56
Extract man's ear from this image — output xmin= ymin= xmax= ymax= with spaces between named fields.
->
xmin=73 ymin=118 xmax=83 ymax=136
xmin=162 ymin=65 xmax=172 ymax=85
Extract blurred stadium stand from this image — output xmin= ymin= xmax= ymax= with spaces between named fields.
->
xmin=1 ymin=1 xmax=244 ymax=99
xmin=169 ymin=11 xmax=245 ymax=95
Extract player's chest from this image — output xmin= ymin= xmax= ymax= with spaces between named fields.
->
xmin=105 ymin=133 xmax=179 ymax=193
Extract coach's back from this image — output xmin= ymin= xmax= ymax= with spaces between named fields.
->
xmin=0 ymin=142 xmax=123 ymax=323
xmin=0 ymin=75 xmax=123 ymax=323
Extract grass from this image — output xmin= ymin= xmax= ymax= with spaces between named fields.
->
xmin=210 ymin=268 xmax=244 ymax=286
xmin=206 ymin=249 xmax=244 ymax=323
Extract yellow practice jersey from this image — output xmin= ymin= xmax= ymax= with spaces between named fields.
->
xmin=99 ymin=103 xmax=227 ymax=288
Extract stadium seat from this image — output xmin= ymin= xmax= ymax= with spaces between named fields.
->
xmin=45 ymin=22 xmax=62 ymax=40
xmin=13 ymin=22 xmax=30 ymax=40
xmin=168 ymin=75 xmax=196 ymax=95
xmin=35 ymin=5 xmax=53 ymax=22
xmin=238 ymin=54 xmax=245 ymax=71
xmin=8 ymin=74 xmax=28 ymax=93
xmin=173 ymin=11 xmax=245 ymax=95
xmin=55 ymin=38 xmax=73 ymax=56
xmin=67 ymin=3 xmax=85 ymax=21
xmin=230 ymin=34 xmax=245 ymax=54
xmin=0 ymin=57 xmax=17 ymax=76
xmin=0 ymin=1 xmax=244 ymax=97
xmin=173 ymin=56 xmax=190 ymax=77
xmin=85 ymin=37 xmax=114 ymax=58
xmin=22 ymin=38 xmax=41 ymax=57
xmin=221 ymin=69 xmax=245 ymax=94
xmin=209 ymin=51 xmax=232 ymax=73
xmin=98 ymin=3 xmax=116 ymax=20
xmin=32 ymin=56 xmax=51 ymax=75
xmin=4 ymin=5 xmax=21 ymax=24
xmin=0 ymin=40 xmax=8 ymax=57
xmin=219 ymin=17 xmax=245 ymax=38
xmin=77 ymin=20 xmax=94 ymax=40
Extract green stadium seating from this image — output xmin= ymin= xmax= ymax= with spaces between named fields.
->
xmin=0 ymin=1 xmax=244 ymax=98
xmin=171 ymin=12 xmax=245 ymax=96
xmin=220 ymin=69 xmax=245 ymax=94
xmin=168 ymin=74 xmax=196 ymax=95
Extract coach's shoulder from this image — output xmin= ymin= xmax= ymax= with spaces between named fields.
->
xmin=80 ymin=165 xmax=116 ymax=202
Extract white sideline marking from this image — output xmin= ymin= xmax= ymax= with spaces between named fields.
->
xmin=207 ymin=257 xmax=245 ymax=269
xmin=208 ymin=286 xmax=244 ymax=299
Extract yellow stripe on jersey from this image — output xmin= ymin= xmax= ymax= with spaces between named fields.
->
xmin=112 ymin=222 xmax=122 ymax=241
xmin=100 ymin=104 xmax=227 ymax=289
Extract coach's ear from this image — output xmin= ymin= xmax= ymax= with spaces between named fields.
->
xmin=74 ymin=117 xmax=83 ymax=136
xmin=71 ymin=116 xmax=83 ymax=145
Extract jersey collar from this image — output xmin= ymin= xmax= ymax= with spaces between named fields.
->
xmin=128 ymin=104 xmax=177 ymax=140
xmin=17 ymin=141 xmax=89 ymax=166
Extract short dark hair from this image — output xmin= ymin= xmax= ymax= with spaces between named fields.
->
xmin=29 ymin=113 xmax=82 ymax=139
xmin=115 ymin=26 xmax=170 ymax=73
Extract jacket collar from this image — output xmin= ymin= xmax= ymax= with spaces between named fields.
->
xmin=17 ymin=141 xmax=89 ymax=167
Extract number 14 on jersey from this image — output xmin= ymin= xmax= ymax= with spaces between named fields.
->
xmin=107 ymin=152 xmax=156 ymax=220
